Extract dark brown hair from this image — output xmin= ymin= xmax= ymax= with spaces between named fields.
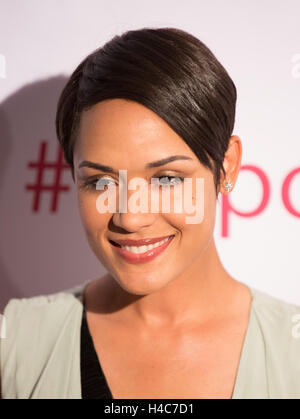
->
xmin=55 ymin=27 xmax=237 ymax=196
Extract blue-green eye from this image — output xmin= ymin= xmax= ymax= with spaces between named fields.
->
xmin=80 ymin=177 xmax=116 ymax=191
xmin=157 ymin=176 xmax=183 ymax=186
xmin=95 ymin=178 xmax=116 ymax=190
xmin=80 ymin=175 xmax=184 ymax=192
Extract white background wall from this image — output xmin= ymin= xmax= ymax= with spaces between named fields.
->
xmin=0 ymin=0 xmax=299 ymax=311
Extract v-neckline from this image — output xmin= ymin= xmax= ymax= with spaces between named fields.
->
xmin=231 ymin=285 xmax=256 ymax=398
xmin=80 ymin=281 xmax=256 ymax=399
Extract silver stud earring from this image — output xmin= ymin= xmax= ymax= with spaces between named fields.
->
xmin=224 ymin=181 xmax=233 ymax=193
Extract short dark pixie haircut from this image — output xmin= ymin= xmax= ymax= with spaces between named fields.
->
xmin=55 ymin=27 xmax=237 ymax=196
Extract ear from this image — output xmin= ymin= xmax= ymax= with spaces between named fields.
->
xmin=219 ymin=135 xmax=242 ymax=194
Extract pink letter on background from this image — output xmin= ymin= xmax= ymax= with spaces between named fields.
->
xmin=221 ymin=165 xmax=270 ymax=237
xmin=282 ymin=167 xmax=300 ymax=218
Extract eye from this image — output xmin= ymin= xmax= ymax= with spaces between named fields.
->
xmin=80 ymin=176 xmax=117 ymax=191
xmin=80 ymin=175 xmax=184 ymax=192
xmin=95 ymin=177 xmax=117 ymax=190
xmin=156 ymin=176 xmax=184 ymax=186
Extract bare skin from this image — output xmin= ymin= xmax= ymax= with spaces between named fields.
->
xmin=72 ymin=98 xmax=252 ymax=399
xmin=83 ymin=265 xmax=252 ymax=399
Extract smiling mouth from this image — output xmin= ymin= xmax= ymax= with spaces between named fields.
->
xmin=109 ymin=235 xmax=175 ymax=254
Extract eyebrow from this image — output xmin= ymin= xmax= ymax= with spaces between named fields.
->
xmin=78 ymin=155 xmax=193 ymax=172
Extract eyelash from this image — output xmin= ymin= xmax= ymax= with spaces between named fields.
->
xmin=80 ymin=176 xmax=184 ymax=191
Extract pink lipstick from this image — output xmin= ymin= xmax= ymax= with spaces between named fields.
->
xmin=109 ymin=234 xmax=175 ymax=264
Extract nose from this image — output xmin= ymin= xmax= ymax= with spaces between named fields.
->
xmin=112 ymin=185 xmax=158 ymax=232
xmin=112 ymin=209 xmax=158 ymax=233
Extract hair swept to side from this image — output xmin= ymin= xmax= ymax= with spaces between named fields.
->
xmin=56 ymin=26 xmax=237 ymax=195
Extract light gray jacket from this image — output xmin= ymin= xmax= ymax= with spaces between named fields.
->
xmin=1 ymin=281 xmax=300 ymax=399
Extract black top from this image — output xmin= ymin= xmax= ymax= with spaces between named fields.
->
xmin=80 ymin=304 xmax=114 ymax=399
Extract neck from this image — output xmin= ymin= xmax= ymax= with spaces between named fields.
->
xmin=104 ymin=238 xmax=242 ymax=328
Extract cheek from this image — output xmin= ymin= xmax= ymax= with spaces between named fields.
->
xmin=77 ymin=193 xmax=108 ymax=236
xmin=164 ymin=183 xmax=216 ymax=247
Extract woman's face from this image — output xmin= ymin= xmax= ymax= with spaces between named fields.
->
xmin=73 ymin=98 xmax=218 ymax=295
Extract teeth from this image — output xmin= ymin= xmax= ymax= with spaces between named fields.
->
xmin=121 ymin=236 xmax=171 ymax=254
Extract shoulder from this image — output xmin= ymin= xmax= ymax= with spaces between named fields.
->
xmin=250 ymin=286 xmax=300 ymax=328
xmin=0 ymin=282 xmax=87 ymax=399
xmin=249 ymin=286 xmax=300 ymax=398
xmin=1 ymin=281 xmax=87 ymax=350
xmin=3 ymin=281 xmax=86 ymax=320
xmin=250 ymin=286 xmax=300 ymax=342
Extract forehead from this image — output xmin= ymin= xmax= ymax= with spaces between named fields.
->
xmin=75 ymin=98 xmax=196 ymax=161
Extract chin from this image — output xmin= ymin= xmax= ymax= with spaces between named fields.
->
xmin=113 ymin=272 xmax=169 ymax=296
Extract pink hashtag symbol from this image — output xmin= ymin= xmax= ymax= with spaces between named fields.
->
xmin=25 ymin=141 xmax=71 ymax=212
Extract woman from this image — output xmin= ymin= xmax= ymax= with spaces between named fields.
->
xmin=1 ymin=27 xmax=300 ymax=399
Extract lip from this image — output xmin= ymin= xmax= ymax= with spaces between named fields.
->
xmin=109 ymin=235 xmax=173 ymax=247
xmin=109 ymin=234 xmax=175 ymax=265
